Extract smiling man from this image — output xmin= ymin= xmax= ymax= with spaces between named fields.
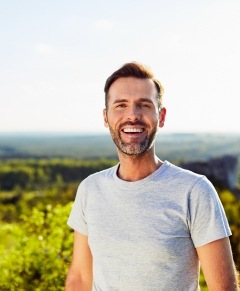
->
xmin=65 ymin=62 xmax=239 ymax=290
xmin=104 ymin=77 xmax=164 ymax=159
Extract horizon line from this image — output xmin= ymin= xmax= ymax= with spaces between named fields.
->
xmin=0 ymin=131 xmax=239 ymax=136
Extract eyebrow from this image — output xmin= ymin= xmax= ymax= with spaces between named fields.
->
xmin=113 ymin=98 xmax=128 ymax=104
xmin=113 ymin=98 xmax=154 ymax=104
xmin=138 ymin=98 xmax=154 ymax=104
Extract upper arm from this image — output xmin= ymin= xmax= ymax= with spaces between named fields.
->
xmin=65 ymin=231 xmax=93 ymax=290
xmin=196 ymin=237 xmax=239 ymax=290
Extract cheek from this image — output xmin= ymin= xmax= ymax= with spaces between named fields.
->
xmin=148 ymin=112 xmax=160 ymax=123
xmin=107 ymin=111 xmax=121 ymax=124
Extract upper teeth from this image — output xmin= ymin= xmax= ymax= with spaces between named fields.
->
xmin=123 ymin=128 xmax=143 ymax=133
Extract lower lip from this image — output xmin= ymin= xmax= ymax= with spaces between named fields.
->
xmin=121 ymin=131 xmax=145 ymax=138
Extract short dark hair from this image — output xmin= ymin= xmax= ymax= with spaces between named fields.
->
xmin=104 ymin=62 xmax=164 ymax=110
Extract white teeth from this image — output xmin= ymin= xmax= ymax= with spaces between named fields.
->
xmin=123 ymin=128 xmax=143 ymax=133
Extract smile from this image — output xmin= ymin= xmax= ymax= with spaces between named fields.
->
xmin=122 ymin=128 xmax=144 ymax=133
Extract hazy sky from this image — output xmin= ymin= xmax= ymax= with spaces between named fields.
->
xmin=1 ymin=0 xmax=239 ymax=134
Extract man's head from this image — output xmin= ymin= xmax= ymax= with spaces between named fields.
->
xmin=104 ymin=62 xmax=164 ymax=111
xmin=103 ymin=62 xmax=166 ymax=157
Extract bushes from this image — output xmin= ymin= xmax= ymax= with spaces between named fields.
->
xmin=219 ymin=189 xmax=240 ymax=268
xmin=0 ymin=203 xmax=73 ymax=291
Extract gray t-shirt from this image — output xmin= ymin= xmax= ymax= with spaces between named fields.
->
xmin=67 ymin=161 xmax=231 ymax=291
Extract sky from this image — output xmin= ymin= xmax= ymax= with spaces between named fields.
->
xmin=0 ymin=0 xmax=240 ymax=134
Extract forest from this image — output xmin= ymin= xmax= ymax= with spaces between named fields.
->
xmin=0 ymin=133 xmax=239 ymax=290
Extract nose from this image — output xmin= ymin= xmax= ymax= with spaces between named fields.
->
xmin=126 ymin=105 xmax=141 ymax=121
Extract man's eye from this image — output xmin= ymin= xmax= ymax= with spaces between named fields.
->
xmin=116 ymin=104 xmax=126 ymax=108
xmin=139 ymin=104 xmax=150 ymax=108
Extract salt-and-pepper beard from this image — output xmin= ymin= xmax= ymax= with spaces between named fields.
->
xmin=108 ymin=122 xmax=158 ymax=156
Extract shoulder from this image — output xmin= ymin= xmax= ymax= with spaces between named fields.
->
xmin=74 ymin=164 xmax=118 ymax=203
xmin=163 ymin=162 xmax=222 ymax=204
xmin=163 ymin=160 xmax=206 ymax=186
xmin=86 ymin=164 xmax=118 ymax=181
xmin=78 ymin=164 xmax=118 ymax=190
xmin=164 ymin=160 xmax=201 ymax=176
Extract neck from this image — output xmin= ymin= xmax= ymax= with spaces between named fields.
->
xmin=117 ymin=150 xmax=163 ymax=182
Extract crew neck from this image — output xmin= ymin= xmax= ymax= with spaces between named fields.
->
xmin=113 ymin=160 xmax=170 ymax=188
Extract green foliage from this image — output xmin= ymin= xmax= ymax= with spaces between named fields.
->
xmin=0 ymin=185 xmax=77 ymax=222
xmin=218 ymin=189 xmax=240 ymax=268
xmin=0 ymin=203 xmax=73 ymax=291
xmin=0 ymin=158 xmax=117 ymax=191
xmin=0 ymin=158 xmax=117 ymax=222
xmin=199 ymin=268 xmax=208 ymax=290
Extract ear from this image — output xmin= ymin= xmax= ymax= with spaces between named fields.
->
xmin=103 ymin=108 xmax=109 ymax=128
xmin=159 ymin=107 xmax=166 ymax=128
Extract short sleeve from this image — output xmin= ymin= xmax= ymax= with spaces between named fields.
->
xmin=67 ymin=180 xmax=88 ymax=235
xmin=188 ymin=176 xmax=231 ymax=248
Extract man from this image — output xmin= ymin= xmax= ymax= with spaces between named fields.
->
xmin=65 ymin=62 xmax=239 ymax=290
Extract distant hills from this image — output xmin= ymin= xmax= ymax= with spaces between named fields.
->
xmin=0 ymin=133 xmax=240 ymax=165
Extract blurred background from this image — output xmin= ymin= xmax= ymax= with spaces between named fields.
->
xmin=0 ymin=0 xmax=239 ymax=290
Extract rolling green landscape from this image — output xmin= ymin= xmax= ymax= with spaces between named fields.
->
xmin=0 ymin=133 xmax=239 ymax=290
xmin=1 ymin=132 xmax=240 ymax=162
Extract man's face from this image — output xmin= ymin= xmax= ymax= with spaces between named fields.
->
xmin=103 ymin=77 xmax=166 ymax=156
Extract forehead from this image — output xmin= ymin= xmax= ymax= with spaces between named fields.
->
xmin=108 ymin=77 xmax=157 ymax=100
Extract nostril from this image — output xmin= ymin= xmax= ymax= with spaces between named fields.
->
xmin=127 ymin=116 xmax=140 ymax=122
